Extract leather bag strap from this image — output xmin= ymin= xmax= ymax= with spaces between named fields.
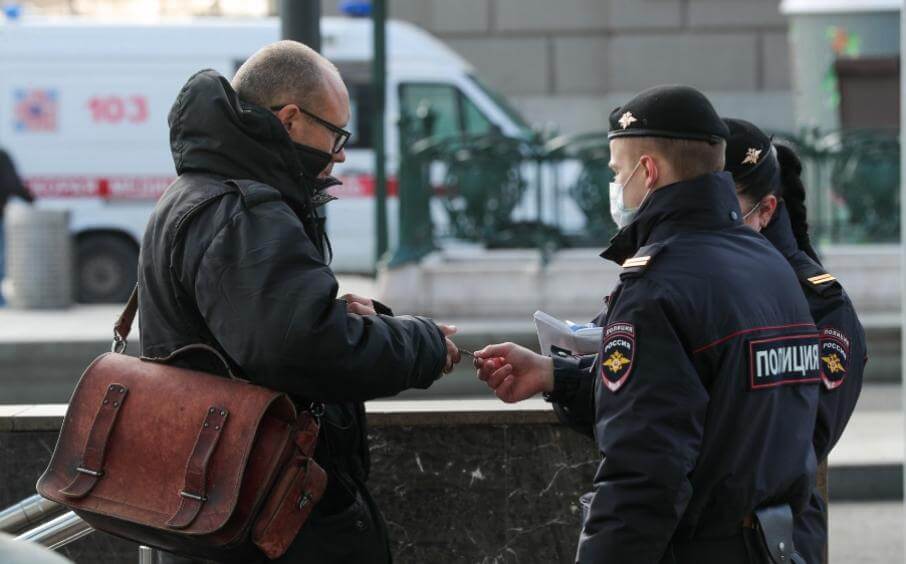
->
xmin=112 ymin=285 xmax=138 ymax=353
xmin=59 ymin=383 xmax=129 ymax=498
xmin=294 ymin=412 xmax=320 ymax=458
xmin=166 ymin=406 xmax=229 ymax=529
xmin=142 ymin=344 xmax=242 ymax=381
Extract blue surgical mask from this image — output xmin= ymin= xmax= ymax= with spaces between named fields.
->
xmin=609 ymin=160 xmax=649 ymax=229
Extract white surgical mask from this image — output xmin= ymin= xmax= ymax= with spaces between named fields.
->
xmin=742 ymin=201 xmax=761 ymax=221
xmin=609 ymin=160 xmax=649 ymax=229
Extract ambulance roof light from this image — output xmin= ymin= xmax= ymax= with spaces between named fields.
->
xmin=340 ymin=0 xmax=372 ymax=18
xmin=3 ymin=3 xmax=22 ymax=21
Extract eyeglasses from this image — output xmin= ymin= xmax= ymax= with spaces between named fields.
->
xmin=270 ymin=104 xmax=351 ymax=154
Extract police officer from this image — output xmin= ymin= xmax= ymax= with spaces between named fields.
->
xmin=726 ymin=117 xmax=866 ymax=564
xmin=475 ymin=85 xmax=819 ymax=563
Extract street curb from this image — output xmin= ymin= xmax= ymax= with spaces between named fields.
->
xmin=829 ymin=464 xmax=903 ymax=501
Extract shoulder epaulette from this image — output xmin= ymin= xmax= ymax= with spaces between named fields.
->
xmin=794 ymin=257 xmax=841 ymax=297
xmin=807 ymin=273 xmax=837 ymax=286
xmin=620 ymin=242 xmax=666 ymax=277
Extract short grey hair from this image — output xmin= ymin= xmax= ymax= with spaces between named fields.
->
xmin=231 ymin=40 xmax=338 ymax=111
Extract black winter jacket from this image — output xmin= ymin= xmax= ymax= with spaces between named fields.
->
xmin=138 ymin=70 xmax=447 ymax=524
xmin=762 ymin=203 xmax=866 ymax=564
xmin=548 ymin=173 xmax=820 ymax=563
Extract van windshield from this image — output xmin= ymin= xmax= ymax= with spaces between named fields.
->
xmin=466 ymin=75 xmax=531 ymax=135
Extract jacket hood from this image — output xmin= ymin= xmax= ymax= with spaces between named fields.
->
xmin=168 ymin=69 xmax=311 ymax=210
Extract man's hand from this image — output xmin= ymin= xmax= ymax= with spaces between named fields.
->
xmin=341 ymin=293 xmax=377 ymax=316
xmin=474 ymin=342 xmax=554 ymax=403
xmin=438 ymin=324 xmax=461 ymax=374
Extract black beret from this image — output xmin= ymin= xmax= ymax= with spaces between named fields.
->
xmin=608 ymin=85 xmax=729 ymax=144
xmin=723 ymin=117 xmax=776 ymax=182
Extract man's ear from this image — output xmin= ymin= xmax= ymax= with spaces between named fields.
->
xmin=640 ymin=154 xmax=659 ymax=190
xmin=759 ymin=194 xmax=779 ymax=229
xmin=275 ymin=104 xmax=298 ymax=132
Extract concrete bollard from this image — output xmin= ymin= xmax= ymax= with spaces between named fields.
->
xmin=2 ymin=205 xmax=72 ymax=309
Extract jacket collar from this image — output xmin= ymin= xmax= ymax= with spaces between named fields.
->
xmin=759 ymin=201 xmax=798 ymax=259
xmin=601 ymin=171 xmax=742 ymax=264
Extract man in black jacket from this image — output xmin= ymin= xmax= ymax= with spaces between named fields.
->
xmin=0 ymin=148 xmax=35 ymax=305
xmin=139 ymin=41 xmax=459 ymax=563
xmin=475 ymin=86 xmax=819 ymax=563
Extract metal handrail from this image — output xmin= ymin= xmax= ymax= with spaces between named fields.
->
xmin=0 ymin=494 xmax=66 ymax=535
xmin=15 ymin=511 xmax=93 ymax=550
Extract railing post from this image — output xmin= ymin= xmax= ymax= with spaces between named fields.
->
xmin=388 ymin=108 xmax=436 ymax=267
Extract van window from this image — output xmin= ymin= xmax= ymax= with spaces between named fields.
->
xmin=462 ymin=96 xmax=493 ymax=135
xmin=466 ymin=75 xmax=531 ymax=134
xmin=346 ymin=83 xmax=373 ymax=149
xmin=399 ymin=83 xmax=494 ymax=138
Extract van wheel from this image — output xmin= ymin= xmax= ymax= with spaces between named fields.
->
xmin=76 ymin=235 xmax=138 ymax=303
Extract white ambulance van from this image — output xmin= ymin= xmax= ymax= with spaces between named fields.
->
xmin=0 ymin=15 xmax=531 ymax=302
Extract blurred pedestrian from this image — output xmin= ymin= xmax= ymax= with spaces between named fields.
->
xmin=0 ymin=148 xmax=35 ymax=305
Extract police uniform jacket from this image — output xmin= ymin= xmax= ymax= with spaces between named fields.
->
xmin=762 ymin=202 xmax=866 ymax=564
xmin=551 ymin=172 xmax=821 ymax=563
xmin=138 ymin=70 xmax=447 ymax=563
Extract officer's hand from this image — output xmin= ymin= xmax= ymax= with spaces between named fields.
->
xmin=438 ymin=324 xmax=461 ymax=374
xmin=341 ymin=293 xmax=377 ymax=316
xmin=474 ymin=342 xmax=554 ymax=403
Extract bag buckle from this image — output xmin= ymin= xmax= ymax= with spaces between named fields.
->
xmin=111 ymin=332 xmax=127 ymax=354
xmin=297 ymin=492 xmax=312 ymax=510
xmin=179 ymin=490 xmax=207 ymax=502
xmin=76 ymin=466 xmax=104 ymax=477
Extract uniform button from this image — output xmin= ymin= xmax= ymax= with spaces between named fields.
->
xmin=355 ymin=519 xmax=366 ymax=531
xmin=729 ymin=210 xmax=739 ymax=221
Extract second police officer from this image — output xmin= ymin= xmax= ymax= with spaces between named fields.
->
xmin=725 ymin=118 xmax=866 ymax=564
xmin=475 ymin=85 xmax=819 ymax=563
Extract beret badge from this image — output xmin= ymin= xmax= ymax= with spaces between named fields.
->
xmin=618 ymin=111 xmax=638 ymax=130
xmin=742 ymin=147 xmax=762 ymax=165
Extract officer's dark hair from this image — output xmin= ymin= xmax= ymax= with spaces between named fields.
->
xmin=231 ymin=40 xmax=339 ymax=111
xmin=775 ymin=143 xmax=820 ymax=263
xmin=627 ymin=137 xmax=726 ymax=179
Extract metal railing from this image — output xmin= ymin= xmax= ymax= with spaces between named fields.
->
xmin=1 ymin=494 xmax=93 ymax=556
xmin=0 ymin=494 xmax=66 ymax=535
xmin=2 ymin=494 xmax=157 ymax=561
xmin=15 ymin=511 xmax=93 ymax=550
xmin=391 ymin=116 xmax=900 ymax=266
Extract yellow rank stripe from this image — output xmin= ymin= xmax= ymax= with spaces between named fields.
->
xmin=808 ymin=273 xmax=836 ymax=285
xmin=622 ymin=256 xmax=651 ymax=268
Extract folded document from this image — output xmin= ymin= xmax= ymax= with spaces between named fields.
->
xmin=533 ymin=311 xmax=602 ymax=356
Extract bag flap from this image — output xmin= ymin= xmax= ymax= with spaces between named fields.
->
xmin=37 ymin=353 xmax=296 ymax=535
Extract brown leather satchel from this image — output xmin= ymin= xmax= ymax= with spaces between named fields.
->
xmin=37 ymin=288 xmax=327 ymax=562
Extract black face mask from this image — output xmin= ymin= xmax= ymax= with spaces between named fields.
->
xmin=292 ymin=141 xmax=333 ymax=180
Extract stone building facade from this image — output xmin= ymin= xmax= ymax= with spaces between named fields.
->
xmin=324 ymin=0 xmax=794 ymax=134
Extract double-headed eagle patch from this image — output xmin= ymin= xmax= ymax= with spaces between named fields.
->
xmin=819 ymin=327 xmax=850 ymax=390
xmin=600 ymin=322 xmax=635 ymax=392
